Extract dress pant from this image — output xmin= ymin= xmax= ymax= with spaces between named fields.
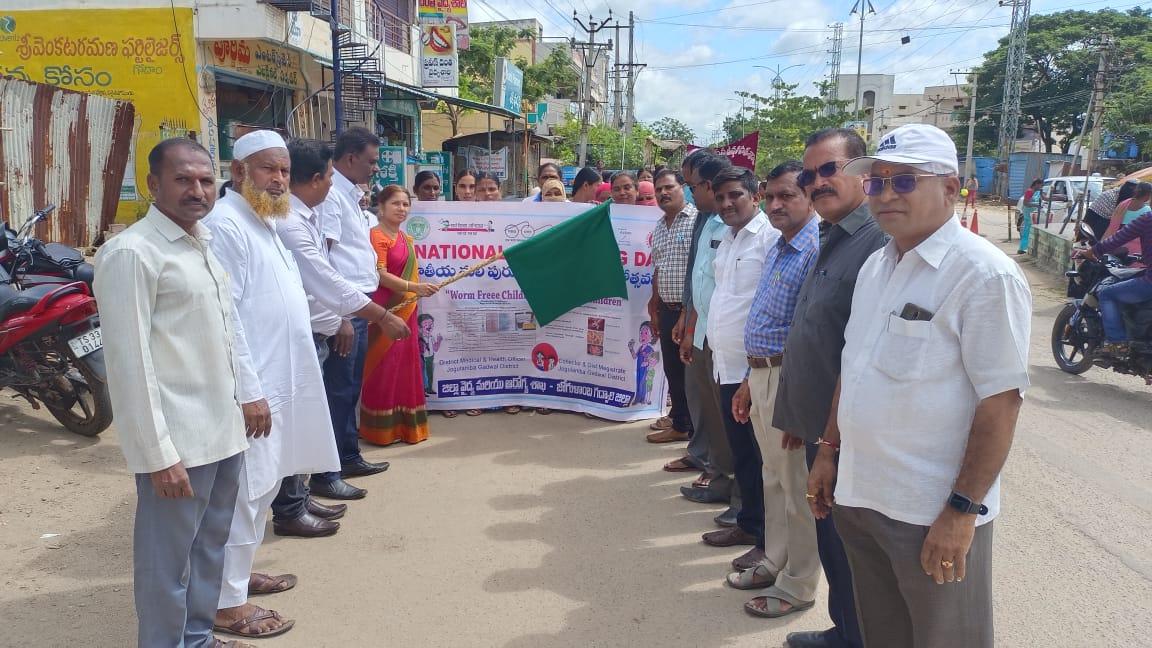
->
xmin=719 ymin=381 xmax=763 ymax=546
xmin=748 ymin=365 xmax=819 ymax=602
xmin=133 ymin=452 xmax=242 ymax=648
xmin=658 ymin=301 xmax=693 ymax=433
xmin=315 ymin=317 xmax=368 ymax=483
xmin=835 ymin=505 xmax=995 ymax=648
xmin=684 ymin=339 xmax=724 ymax=473
xmin=806 ymin=443 xmax=864 ymax=648
xmin=274 ymin=334 xmax=330 ymax=520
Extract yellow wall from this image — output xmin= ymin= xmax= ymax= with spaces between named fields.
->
xmin=422 ymin=109 xmax=513 ymax=152
xmin=0 ymin=8 xmax=202 ymax=222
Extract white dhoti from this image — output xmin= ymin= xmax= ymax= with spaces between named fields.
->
xmin=218 ymin=457 xmax=280 ymax=608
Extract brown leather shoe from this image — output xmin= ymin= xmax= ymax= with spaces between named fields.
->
xmin=702 ymin=526 xmax=757 ymax=547
xmin=305 ymin=497 xmax=346 ymax=520
xmin=272 ymin=511 xmax=339 ymax=538
xmin=646 ymin=428 xmax=690 ymax=443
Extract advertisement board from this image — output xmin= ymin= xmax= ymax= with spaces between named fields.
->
xmin=417 ymin=0 xmax=470 ymax=50
xmin=419 ymin=24 xmax=458 ymax=88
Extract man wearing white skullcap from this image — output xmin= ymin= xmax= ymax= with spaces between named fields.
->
xmin=202 ymin=129 xmax=341 ymax=640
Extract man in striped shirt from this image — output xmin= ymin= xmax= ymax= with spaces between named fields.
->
xmin=728 ymin=160 xmax=822 ymax=618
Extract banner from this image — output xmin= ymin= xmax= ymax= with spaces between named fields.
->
xmin=461 ymin=146 xmax=508 ymax=180
xmin=420 ymin=24 xmax=458 ymax=88
xmin=688 ymin=131 xmax=759 ymax=170
xmin=404 ymin=201 xmax=667 ymax=421
xmin=417 ymin=0 xmax=470 ymax=50
xmin=204 ymin=39 xmax=304 ymax=89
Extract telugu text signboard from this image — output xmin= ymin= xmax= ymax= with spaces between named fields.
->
xmin=417 ymin=0 xmax=470 ymax=50
xmin=419 ymin=24 xmax=458 ymax=88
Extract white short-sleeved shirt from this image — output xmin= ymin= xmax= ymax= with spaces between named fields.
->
xmin=318 ymin=169 xmax=380 ymax=293
xmin=836 ymin=215 xmax=1032 ymax=526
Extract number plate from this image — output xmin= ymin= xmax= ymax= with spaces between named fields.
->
xmin=68 ymin=327 xmax=102 ymax=358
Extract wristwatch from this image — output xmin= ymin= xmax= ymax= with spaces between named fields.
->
xmin=948 ymin=491 xmax=988 ymax=516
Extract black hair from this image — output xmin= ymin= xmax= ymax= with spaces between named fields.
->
xmin=1030 ymin=178 xmax=1043 ymax=188
xmin=334 ymin=126 xmax=380 ymax=160
xmin=710 ymin=167 xmax=759 ymax=196
xmin=805 ymin=127 xmax=867 ymax=159
xmin=653 ymin=168 xmax=684 ymax=185
xmin=611 ymin=171 xmax=637 ymax=187
xmin=681 ymin=148 xmax=712 ymax=172
xmin=418 ymin=313 xmax=434 ymax=325
xmin=287 ymin=138 xmax=333 ymax=186
xmin=218 ymin=180 xmax=232 ymax=199
xmin=537 ymin=162 xmax=562 ymax=178
xmin=413 ymin=170 xmax=440 ymax=191
xmin=148 ymin=137 xmax=210 ymax=176
xmin=765 ymin=160 xmax=804 ymax=181
xmin=1118 ymin=180 xmax=1139 ymax=203
xmin=474 ymin=171 xmax=500 ymax=185
xmin=454 ymin=167 xmax=478 ymax=183
xmin=697 ymin=154 xmax=733 ymax=183
xmin=573 ymin=167 xmax=601 ymax=191
xmin=1135 ymin=182 xmax=1152 ymax=199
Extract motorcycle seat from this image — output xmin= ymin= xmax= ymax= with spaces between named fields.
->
xmin=0 ymin=284 xmax=61 ymax=321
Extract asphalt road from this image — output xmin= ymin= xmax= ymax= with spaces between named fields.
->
xmin=0 ymin=203 xmax=1149 ymax=647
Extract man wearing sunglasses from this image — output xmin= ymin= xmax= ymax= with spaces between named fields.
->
xmin=807 ymin=124 xmax=1031 ymax=648
xmin=773 ymin=127 xmax=886 ymax=648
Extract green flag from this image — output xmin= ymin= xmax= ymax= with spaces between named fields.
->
xmin=503 ymin=201 xmax=629 ymax=326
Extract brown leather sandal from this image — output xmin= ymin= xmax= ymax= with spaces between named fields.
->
xmin=247 ymin=572 xmax=297 ymax=596
xmin=214 ymin=607 xmax=295 ymax=639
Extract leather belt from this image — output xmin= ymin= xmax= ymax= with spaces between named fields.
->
xmin=747 ymin=354 xmax=783 ymax=369
xmin=661 ymin=302 xmax=683 ymax=311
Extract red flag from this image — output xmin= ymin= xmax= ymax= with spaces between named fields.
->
xmin=687 ymin=131 xmax=759 ymax=170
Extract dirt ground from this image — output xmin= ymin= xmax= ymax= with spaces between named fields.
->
xmin=1 ymin=201 xmax=1150 ymax=647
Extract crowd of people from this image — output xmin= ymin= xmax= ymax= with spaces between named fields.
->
xmin=93 ymin=120 xmax=1037 ymax=648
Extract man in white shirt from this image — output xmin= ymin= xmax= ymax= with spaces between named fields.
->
xmin=808 ymin=124 xmax=1031 ymax=648
xmin=700 ymin=166 xmax=781 ymax=551
xmin=94 ymin=138 xmax=261 ymax=648
xmin=203 ymin=130 xmax=342 ymax=640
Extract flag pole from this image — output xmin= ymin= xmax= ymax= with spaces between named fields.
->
xmin=388 ymin=252 xmax=504 ymax=313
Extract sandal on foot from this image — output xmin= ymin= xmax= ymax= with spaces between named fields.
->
xmin=663 ymin=456 xmax=702 ymax=473
xmin=465 ymin=409 xmax=484 ymax=416
xmin=503 ymin=406 xmax=522 ymax=414
xmin=649 ymin=416 xmax=672 ymax=431
xmin=726 ymin=563 xmax=775 ymax=590
xmin=744 ymin=592 xmax=815 ymax=618
xmin=214 ymin=607 xmax=295 ymax=638
xmin=442 ymin=410 xmax=459 ymax=419
xmin=692 ymin=472 xmax=715 ymax=489
xmin=247 ymin=572 xmax=297 ymax=596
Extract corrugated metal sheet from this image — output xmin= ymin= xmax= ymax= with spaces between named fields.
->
xmin=0 ymin=77 xmax=135 ymax=247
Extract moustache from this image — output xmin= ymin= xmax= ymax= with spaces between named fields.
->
xmin=182 ymin=199 xmax=209 ymax=207
xmin=810 ymin=187 xmax=837 ymax=200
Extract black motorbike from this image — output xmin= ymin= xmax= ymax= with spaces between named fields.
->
xmin=1051 ymin=222 xmax=1152 ymax=382
xmin=2 ymin=205 xmax=95 ymax=291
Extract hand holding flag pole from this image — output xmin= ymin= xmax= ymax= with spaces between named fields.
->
xmin=389 ymin=253 xmax=504 ymax=313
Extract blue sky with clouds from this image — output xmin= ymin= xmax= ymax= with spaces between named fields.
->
xmin=469 ymin=0 xmax=1146 ymax=143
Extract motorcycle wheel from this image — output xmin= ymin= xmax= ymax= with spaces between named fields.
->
xmin=1051 ymin=303 xmax=1095 ymax=374
xmin=44 ymin=360 xmax=113 ymax=437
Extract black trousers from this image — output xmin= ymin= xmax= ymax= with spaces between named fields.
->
xmin=720 ymin=382 xmax=764 ymax=547
xmin=657 ymin=301 xmax=693 ymax=432
xmin=806 ymin=443 xmax=864 ymax=648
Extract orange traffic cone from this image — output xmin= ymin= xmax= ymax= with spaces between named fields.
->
xmin=970 ymin=209 xmax=980 ymax=235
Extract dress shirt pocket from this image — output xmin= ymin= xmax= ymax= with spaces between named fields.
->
xmin=872 ymin=313 xmax=931 ymax=381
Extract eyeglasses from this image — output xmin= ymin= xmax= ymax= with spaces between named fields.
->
xmin=797 ymin=161 xmax=842 ymax=188
xmin=862 ymin=174 xmax=948 ymax=196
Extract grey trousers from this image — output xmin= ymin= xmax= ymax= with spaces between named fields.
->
xmin=834 ymin=505 xmax=995 ymax=648
xmin=684 ymin=339 xmax=731 ymax=474
xmin=134 ymin=452 xmax=243 ymax=648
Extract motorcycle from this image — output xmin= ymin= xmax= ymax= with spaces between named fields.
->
xmin=1 ymin=205 xmax=95 ymax=290
xmin=0 ymin=208 xmax=112 ymax=437
xmin=1051 ymin=222 xmax=1152 ymax=383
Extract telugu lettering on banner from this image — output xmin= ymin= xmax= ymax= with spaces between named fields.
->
xmin=420 ymin=24 xmax=458 ymax=88
xmin=417 ymin=0 xmax=470 ymax=50
xmin=403 ymin=202 xmax=667 ymax=421
xmin=204 ymin=39 xmax=303 ymax=89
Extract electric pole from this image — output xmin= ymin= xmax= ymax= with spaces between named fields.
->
xmin=850 ymin=0 xmax=875 ymax=115
xmin=624 ymin=11 xmax=644 ymax=136
xmin=928 ymin=93 xmax=946 ymax=128
xmin=1074 ymin=36 xmax=1113 ymax=226
xmin=612 ymin=22 xmax=623 ymax=128
xmin=826 ymin=22 xmax=844 ymax=115
xmin=572 ymin=11 xmax=615 ymax=167
xmin=951 ymin=70 xmax=979 ymax=180
xmin=996 ymin=0 xmax=1032 ymax=197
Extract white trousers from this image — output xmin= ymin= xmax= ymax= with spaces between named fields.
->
xmin=218 ymin=461 xmax=280 ymax=609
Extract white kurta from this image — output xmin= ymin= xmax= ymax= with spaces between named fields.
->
xmin=203 ymin=190 xmax=340 ymax=504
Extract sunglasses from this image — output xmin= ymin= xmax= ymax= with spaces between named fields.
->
xmin=862 ymin=173 xmax=948 ymax=197
xmin=797 ymin=160 xmax=842 ymax=188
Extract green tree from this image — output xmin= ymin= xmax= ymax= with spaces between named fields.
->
xmin=522 ymin=45 xmax=580 ymax=104
xmin=966 ymin=8 xmax=1152 ymax=155
xmin=551 ymin=115 xmax=655 ymax=169
xmin=647 ymin=117 xmax=696 ymax=144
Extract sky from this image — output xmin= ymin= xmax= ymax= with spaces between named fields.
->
xmin=467 ymin=0 xmax=1144 ymax=144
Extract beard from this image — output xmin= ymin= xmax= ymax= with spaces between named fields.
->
xmin=240 ymin=176 xmax=290 ymax=219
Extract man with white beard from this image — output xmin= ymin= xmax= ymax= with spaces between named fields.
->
xmin=203 ymin=130 xmax=340 ymax=640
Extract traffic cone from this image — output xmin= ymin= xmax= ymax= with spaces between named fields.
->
xmin=970 ymin=208 xmax=980 ymax=235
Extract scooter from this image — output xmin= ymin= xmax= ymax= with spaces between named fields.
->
xmin=1051 ymin=222 xmax=1152 ymax=383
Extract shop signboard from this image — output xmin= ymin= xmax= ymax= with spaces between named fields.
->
xmin=204 ymin=39 xmax=304 ymax=89
xmin=374 ymin=145 xmax=407 ymax=191
xmin=417 ymin=0 xmax=470 ymax=50
xmin=419 ymin=24 xmax=458 ymax=88
xmin=492 ymin=57 xmax=523 ymax=116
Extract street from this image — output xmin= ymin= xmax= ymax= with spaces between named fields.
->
xmin=1 ymin=204 xmax=1150 ymax=647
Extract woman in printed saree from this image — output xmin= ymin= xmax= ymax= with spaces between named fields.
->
xmin=359 ymin=185 xmax=439 ymax=445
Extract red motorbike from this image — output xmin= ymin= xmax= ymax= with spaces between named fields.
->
xmin=0 ymin=208 xmax=111 ymax=437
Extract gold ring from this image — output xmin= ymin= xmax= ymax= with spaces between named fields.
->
xmin=941 ymin=560 xmax=954 ymax=569
xmin=805 ymin=494 xmax=817 ymax=500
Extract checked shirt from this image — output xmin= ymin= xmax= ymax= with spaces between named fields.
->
xmin=744 ymin=216 xmax=820 ymax=358
xmin=652 ymin=202 xmax=699 ymax=304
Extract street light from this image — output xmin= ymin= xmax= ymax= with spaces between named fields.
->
xmin=753 ymin=64 xmax=803 ymax=101
xmin=726 ymin=97 xmax=747 ymax=138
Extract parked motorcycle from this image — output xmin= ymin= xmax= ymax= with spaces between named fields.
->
xmin=1 ymin=205 xmax=95 ymax=291
xmin=0 ymin=207 xmax=111 ymax=437
xmin=1051 ymin=222 xmax=1152 ymax=383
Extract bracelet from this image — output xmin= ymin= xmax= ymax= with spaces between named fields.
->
xmin=405 ymin=281 xmax=411 ymax=292
xmin=816 ymin=438 xmax=840 ymax=451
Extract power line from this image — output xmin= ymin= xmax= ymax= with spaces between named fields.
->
xmin=648 ymin=0 xmax=789 ymax=22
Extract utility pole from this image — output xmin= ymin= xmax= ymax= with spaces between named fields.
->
xmin=995 ymin=0 xmax=1032 ymax=198
xmin=1074 ymin=36 xmax=1113 ymax=226
xmin=572 ymin=11 xmax=615 ymax=167
xmin=611 ymin=23 xmax=623 ymax=128
xmin=928 ymin=93 xmax=946 ymax=128
xmin=624 ymin=11 xmax=643 ymax=136
xmin=827 ymin=22 xmax=844 ymax=115
xmin=850 ymin=0 xmax=875 ymax=115
xmin=952 ymin=70 xmax=979 ymax=180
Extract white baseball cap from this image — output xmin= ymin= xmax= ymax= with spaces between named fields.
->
xmin=843 ymin=124 xmax=959 ymax=176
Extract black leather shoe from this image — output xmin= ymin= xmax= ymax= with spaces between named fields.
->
xmin=272 ymin=511 xmax=339 ymax=538
xmin=305 ymin=497 xmax=346 ymax=520
xmin=341 ymin=459 xmax=390 ymax=478
xmin=785 ymin=630 xmax=838 ymax=648
xmin=309 ymin=478 xmax=367 ymax=500
xmin=714 ymin=506 xmax=738 ymax=527
xmin=680 ymin=485 xmax=729 ymax=504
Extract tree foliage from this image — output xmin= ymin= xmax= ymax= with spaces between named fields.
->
xmin=961 ymin=8 xmax=1152 ymax=156
xmin=647 ymin=117 xmax=696 ymax=144
xmin=550 ymin=116 xmax=655 ymax=169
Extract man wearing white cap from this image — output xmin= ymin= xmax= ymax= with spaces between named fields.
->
xmin=203 ymin=129 xmax=342 ymax=640
xmin=807 ymin=124 xmax=1031 ymax=647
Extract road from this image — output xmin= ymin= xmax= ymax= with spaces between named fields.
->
xmin=1 ymin=203 xmax=1149 ymax=647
